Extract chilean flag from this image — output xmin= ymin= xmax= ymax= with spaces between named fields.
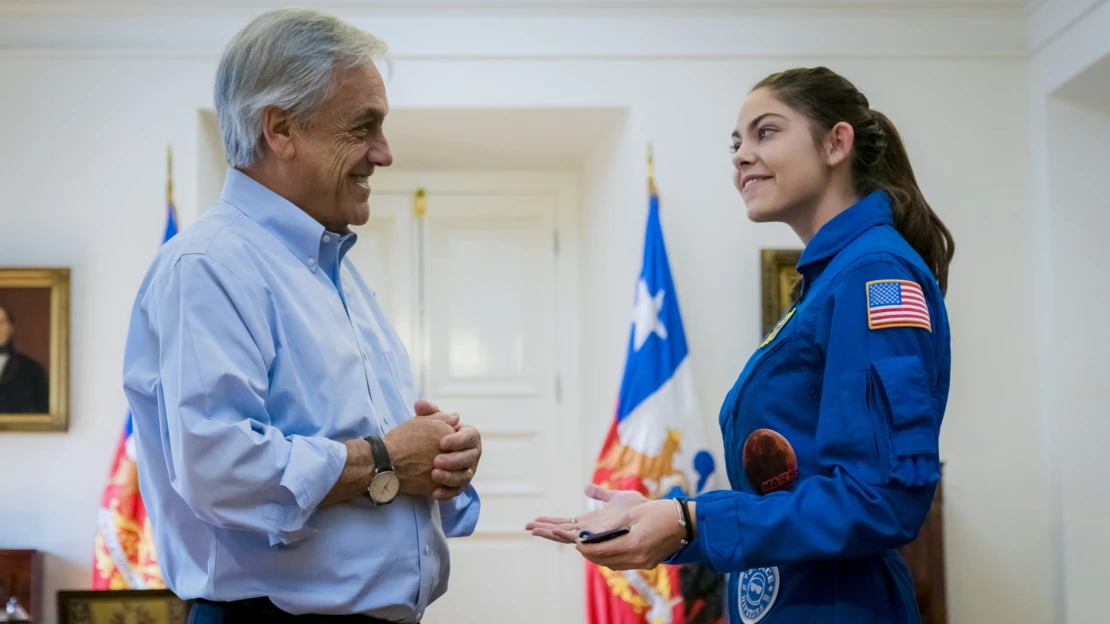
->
xmin=91 ymin=200 xmax=177 ymax=590
xmin=587 ymin=186 xmax=724 ymax=624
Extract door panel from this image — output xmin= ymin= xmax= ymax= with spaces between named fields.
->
xmin=350 ymin=174 xmax=583 ymax=624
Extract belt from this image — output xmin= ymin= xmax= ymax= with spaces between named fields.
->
xmin=194 ymin=597 xmax=409 ymax=624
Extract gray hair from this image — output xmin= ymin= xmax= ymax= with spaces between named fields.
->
xmin=214 ymin=9 xmax=389 ymax=168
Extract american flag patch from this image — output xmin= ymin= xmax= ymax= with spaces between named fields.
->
xmin=867 ymin=280 xmax=931 ymax=331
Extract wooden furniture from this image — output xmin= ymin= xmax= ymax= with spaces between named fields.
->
xmin=899 ymin=473 xmax=947 ymax=624
xmin=57 ymin=590 xmax=191 ymax=624
xmin=0 ymin=549 xmax=42 ymax=622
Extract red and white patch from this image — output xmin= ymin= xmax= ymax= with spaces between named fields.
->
xmin=866 ymin=279 xmax=931 ymax=332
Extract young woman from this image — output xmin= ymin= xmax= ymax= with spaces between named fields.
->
xmin=528 ymin=66 xmax=954 ymax=623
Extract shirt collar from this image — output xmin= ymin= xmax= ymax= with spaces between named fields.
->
xmin=797 ymin=190 xmax=893 ymax=274
xmin=319 ymin=229 xmax=359 ymax=285
xmin=219 ymin=168 xmax=334 ymax=271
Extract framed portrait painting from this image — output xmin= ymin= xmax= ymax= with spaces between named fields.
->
xmin=0 ymin=267 xmax=70 ymax=432
xmin=760 ymin=249 xmax=802 ymax=338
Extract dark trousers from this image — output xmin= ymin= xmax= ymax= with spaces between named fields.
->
xmin=188 ymin=598 xmax=404 ymax=624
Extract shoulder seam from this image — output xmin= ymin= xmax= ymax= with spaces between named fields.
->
xmin=148 ymin=210 xmax=257 ymax=303
xmin=148 ymin=248 xmax=269 ymax=317
xmin=825 ymin=253 xmax=915 ymax=293
xmin=806 ymin=253 xmax=919 ymax=356
xmin=199 ymin=208 xmax=243 ymax=257
xmin=184 ymin=252 xmax=270 ymax=314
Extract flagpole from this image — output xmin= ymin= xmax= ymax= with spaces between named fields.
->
xmin=166 ymin=145 xmax=174 ymax=206
xmin=648 ymin=143 xmax=657 ymax=195
xmin=414 ymin=188 xmax=428 ymax=400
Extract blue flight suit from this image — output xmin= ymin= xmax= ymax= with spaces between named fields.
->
xmin=672 ymin=190 xmax=951 ymax=623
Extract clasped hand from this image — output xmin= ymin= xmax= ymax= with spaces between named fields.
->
xmin=525 ymin=485 xmax=689 ymax=571
xmin=383 ymin=400 xmax=482 ymax=501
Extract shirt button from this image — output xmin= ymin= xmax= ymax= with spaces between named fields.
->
xmin=424 ymin=545 xmax=430 ymax=556
xmin=307 ymin=258 xmax=316 ymax=266
xmin=321 ymin=234 xmax=330 ymax=243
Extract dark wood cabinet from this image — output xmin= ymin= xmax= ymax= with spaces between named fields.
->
xmin=0 ymin=549 xmax=43 ymax=622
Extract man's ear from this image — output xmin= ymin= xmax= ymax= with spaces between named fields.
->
xmin=824 ymin=121 xmax=855 ymax=168
xmin=261 ymin=105 xmax=296 ymax=160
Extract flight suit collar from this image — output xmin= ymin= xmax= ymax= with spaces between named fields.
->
xmin=796 ymin=190 xmax=893 ymax=277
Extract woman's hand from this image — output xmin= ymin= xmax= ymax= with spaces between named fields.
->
xmin=575 ymin=499 xmax=689 ymax=571
xmin=526 ymin=484 xmax=648 ymax=544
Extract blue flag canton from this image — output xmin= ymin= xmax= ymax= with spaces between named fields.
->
xmin=163 ymin=203 xmax=179 ymax=243
xmin=868 ymin=281 xmax=903 ymax=307
xmin=616 ymin=195 xmax=689 ymax=421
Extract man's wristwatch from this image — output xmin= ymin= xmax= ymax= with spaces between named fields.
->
xmin=364 ymin=435 xmax=399 ymax=505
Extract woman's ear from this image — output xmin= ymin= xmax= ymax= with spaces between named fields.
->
xmin=824 ymin=121 xmax=855 ymax=168
xmin=261 ymin=105 xmax=296 ymax=160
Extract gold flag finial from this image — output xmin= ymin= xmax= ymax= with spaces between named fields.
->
xmin=166 ymin=145 xmax=174 ymax=205
xmin=648 ymin=143 xmax=657 ymax=194
xmin=414 ymin=188 xmax=426 ymax=220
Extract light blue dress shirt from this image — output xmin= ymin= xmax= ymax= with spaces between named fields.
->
xmin=123 ymin=169 xmax=479 ymax=622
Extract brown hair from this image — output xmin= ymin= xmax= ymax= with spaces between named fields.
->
xmin=753 ymin=67 xmax=955 ymax=294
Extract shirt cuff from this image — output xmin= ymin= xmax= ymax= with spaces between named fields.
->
xmin=664 ymin=541 xmax=702 ymax=565
xmin=439 ymin=485 xmax=481 ymax=537
xmin=265 ymin=436 xmax=348 ymax=545
xmin=695 ymin=490 xmax=746 ymax=573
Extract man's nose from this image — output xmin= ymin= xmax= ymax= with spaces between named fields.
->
xmin=371 ymin=136 xmax=393 ymax=168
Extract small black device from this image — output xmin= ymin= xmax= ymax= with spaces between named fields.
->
xmin=578 ymin=527 xmax=631 ymax=544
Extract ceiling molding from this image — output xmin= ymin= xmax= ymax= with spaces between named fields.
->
xmin=1030 ymin=0 xmax=1110 ymax=94
xmin=0 ymin=0 xmax=1029 ymax=18
xmin=0 ymin=12 xmax=1028 ymax=59
xmin=1027 ymin=0 xmax=1108 ymax=54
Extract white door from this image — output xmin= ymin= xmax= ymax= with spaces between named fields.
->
xmin=349 ymin=171 xmax=586 ymax=624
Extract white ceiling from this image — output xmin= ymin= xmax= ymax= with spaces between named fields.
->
xmin=0 ymin=0 xmax=1031 ymax=58
xmin=382 ymin=107 xmax=628 ymax=170
xmin=0 ymin=0 xmax=1035 ymax=16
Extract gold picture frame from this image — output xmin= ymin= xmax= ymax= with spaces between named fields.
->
xmin=0 ymin=267 xmax=70 ymax=432
xmin=760 ymin=249 xmax=802 ymax=337
xmin=57 ymin=590 xmax=192 ymax=624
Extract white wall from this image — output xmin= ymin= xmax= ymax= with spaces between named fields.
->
xmin=0 ymin=8 xmax=1049 ymax=624
xmin=1029 ymin=1 xmax=1110 ymax=622
xmin=1046 ymin=96 xmax=1110 ymax=624
xmin=0 ymin=59 xmax=214 ymax=622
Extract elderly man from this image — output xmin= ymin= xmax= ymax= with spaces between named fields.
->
xmin=122 ymin=10 xmax=481 ymax=623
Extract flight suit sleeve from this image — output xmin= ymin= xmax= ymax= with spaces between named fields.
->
xmin=693 ymin=257 xmax=945 ymax=572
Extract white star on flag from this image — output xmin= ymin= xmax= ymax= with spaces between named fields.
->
xmin=632 ymin=278 xmax=668 ymax=351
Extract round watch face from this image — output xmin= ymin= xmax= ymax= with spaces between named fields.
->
xmin=369 ymin=471 xmax=400 ymax=503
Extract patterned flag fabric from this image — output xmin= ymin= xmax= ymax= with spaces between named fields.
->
xmin=588 ymin=189 xmax=724 ymax=624
xmin=866 ymin=279 xmax=931 ymax=331
xmin=92 ymin=202 xmax=177 ymax=589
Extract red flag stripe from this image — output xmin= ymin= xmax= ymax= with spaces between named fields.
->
xmin=867 ymin=279 xmax=931 ymax=331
